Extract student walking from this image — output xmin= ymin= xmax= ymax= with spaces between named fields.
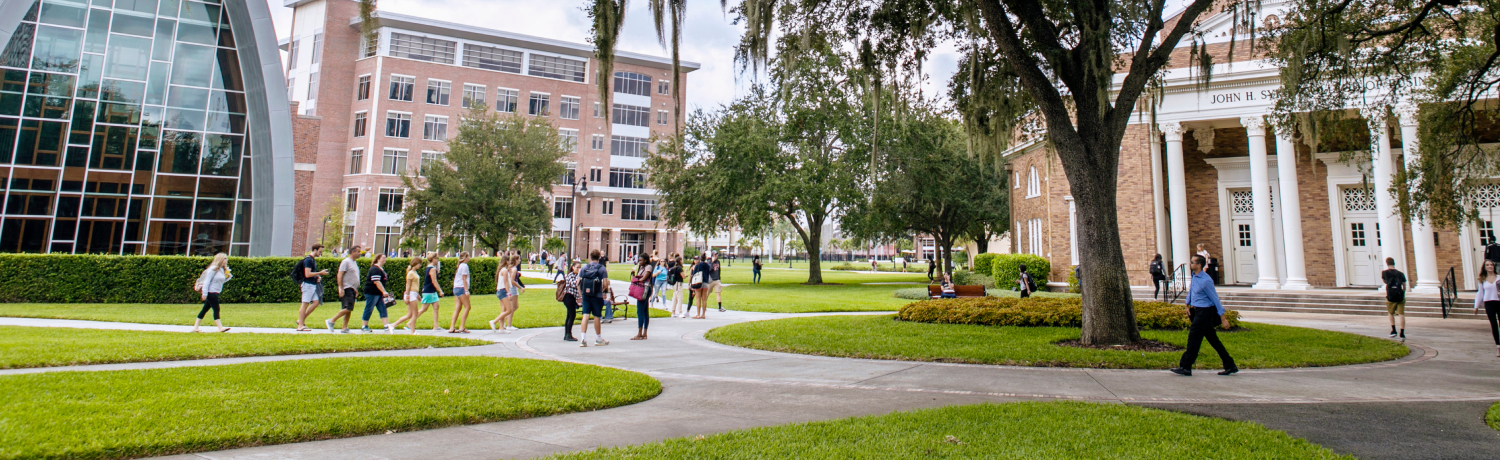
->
xmin=631 ymin=258 xmax=655 ymax=340
xmin=1170 ymin=255 xmax=1238 ymax=376
xmin=326 ymin=245 xmax=363 ymax=333
xmin=360 ymin=254 xmax=394 ymax=333
xmin=691 ymin=254 xmax=712 ymax=319
xmin=669 ymin=255 xmax=686 ymax=317
xmin=652 ymin=258 xmax=669 ymax=306
xmin=1149 ymin=254 xmax=1167 ymax=300
xmin=391 ymin=257 xmax=426 ymax=334
xmin=1474 ymin=260 xmax=1500 ymax=357
xmin=192 ymin=253 xmax=232 ymax=333
xmin=448 ymin=252 xmax=473 ymax=333
xmin=509 ymin=254 xmax=526 ymax=329
xmin=1381 ymin=257 xmax=1407 ymax=341
xmin=421 ymin=253 xmax=445 ymax=331
xmin=1017 ymin=263 xmax=1034 ymax=299
xmin=561 ymin=262 xmax=581 ymax=341
xmin=927 ymin=256 xmax=936 ymax=281
xmin=489 ymin=255 xmax=518 ymax=332
xmin=752 ymin=256 xmax=763 ymax=284
xmin=294 ymin=244 xmax=330 ymax=331
xmin=578 ymin=250 xmax=610 ymax=346
xmin=709 ymin=254 xmax=725 ymax=312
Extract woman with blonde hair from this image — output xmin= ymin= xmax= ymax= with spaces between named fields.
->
xmin=420 ymin=252 xmax=445 ymax=331
xmin=507 ymin=254 xmax=525 ymax=330
xmin=490 ymin=255 xmax=518 ymax=331
xmin=448 ymin=252 xmax=473 ymax=333
xmin=192 ymin=253 xmax=232 ymax=332
xmin=391 ymin=257 xmax=427 ymax=333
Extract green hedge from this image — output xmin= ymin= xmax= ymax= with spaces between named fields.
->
xmin=897 ymin=297 xmax=1241 ymax=330
xmin=991 ymin=254 xmax=1051 ymax=291
xmin=0 ymin=254 xmax=505 ymax=304
xmin=972 ymin=253 xmax=1001 ymax=277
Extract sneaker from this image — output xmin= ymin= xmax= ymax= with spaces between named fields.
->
xmin=507 ymin=326 xmax=518 ymax=331
xmin=325 ymin=319 xmax=335 ymax=333
xmin=1388 ymin=332 xmax=1398 ymax=338
xmin=361 ymin=327 xmax=372 ymax=333
xmin=386 ymin=325 xmax=395 ymax=334
xmin=580 ymin=340 xmax=589 ymax=348
xmin=340 ymin=329 xmax=350 ymax=334
xmin=488 ymin=319 xmax=498 ymax=331
xmin=595 ymin=339 xmax=609 ymax=346
xmin=718 ymin=307 xmax=725 ymax=312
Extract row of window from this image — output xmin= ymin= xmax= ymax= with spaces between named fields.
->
xmin=353 ymin=74 xmax=671 ymax=125
xmin=351 ymin=113 xmax=654 ymax=158
xmin=345 ymin=187 xmax=405 ymax=214
xmin=347 ymin=148 xmax=444 ymax=176
xmin=550 ymin=196 xmax=657 ymax=221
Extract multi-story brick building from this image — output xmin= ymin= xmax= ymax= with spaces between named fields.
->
xmin=1009 ymin=1 xmax=1479 ymax=292
xmin=282 ymin=1 xmax=697 ymax=261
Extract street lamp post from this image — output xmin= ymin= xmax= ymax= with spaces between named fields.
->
xmin=568 ymin=180 xmax=588 ymax=262
xmin=319 ymin=216 xmax=330 ymax=250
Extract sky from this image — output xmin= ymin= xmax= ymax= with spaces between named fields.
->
xmin=264 ymin=0 xmax=962 ymax=112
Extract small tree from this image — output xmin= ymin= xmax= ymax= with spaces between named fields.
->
xmin=317 ymin=193 xmax=346 ymax=250
xmin=543 ymin=236 xmax=568 ymax=257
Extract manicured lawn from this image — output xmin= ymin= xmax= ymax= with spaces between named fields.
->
xmin=0 ymin=287 xmax=665 ymax=330
xmin=707 ymin=315 xmax=1408 ymax=369
xmin=0 ymin=356 xmax=660 ymax=460
xmin=603 ymin=264 xmax=929 ymax=285
xmin=1489 ymin=401 xmax=1499 ymax=431
xmin=547 ymin=402 xmax=1349 ymax=459
xmin=717 ymin=283 xmax=914 ymax=313
xmin=893 ymin=287 xmax=1080 ymax=300
xmin=0 ymin=326 xmax=485 ymax=369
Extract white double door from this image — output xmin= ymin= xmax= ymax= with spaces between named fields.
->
xmin=1225 ymin=188 xmax=1285 ymax=285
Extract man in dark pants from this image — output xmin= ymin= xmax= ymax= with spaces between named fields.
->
xmin=1171 ymin=254 xmax=1238 ymax=376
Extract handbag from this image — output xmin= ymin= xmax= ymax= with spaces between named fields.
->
xmin=628 ymin=276 xmax=646 ymax=299
xmin=690 ymin=272 xmax=704 ymax=290
xmin=555 ymin=280 xmax=568 ymax=302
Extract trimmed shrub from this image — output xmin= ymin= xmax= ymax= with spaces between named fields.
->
xmin=0 ymin=254 xmax=502 ymax=304
xmin=991 ymin=254 xmax=1050 ymax=291
xmin=972 ymin=253 xmax=1001 ymax=277
xmin=950 ymin=270 xmax=995 ymax=288
xmin=897 ymin=297 xmax=1241 ymax=330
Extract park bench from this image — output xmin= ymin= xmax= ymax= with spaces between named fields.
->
xmin=928 ymin=285 xmax=986 ymax=299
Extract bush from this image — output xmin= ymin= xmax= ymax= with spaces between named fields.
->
xmin=893 ymin=287 xmax=1013 ymax=300
xmin=0 ymin=254 xmax=502 ymax=304
xmin=950 ymin=270 xmax=995 ymax=288
xmin=1067 ymin=269 xmax=1081 ymax=293
xmin=829 ymin=262 xmax=860 ymax=271
xmin=897 ymin=297 xmax=1241 ymax=330
xmin=991 ymin=254 xmax=1050 ymax=291
xmin=972 ymin=253 xmax=1001 ymax=277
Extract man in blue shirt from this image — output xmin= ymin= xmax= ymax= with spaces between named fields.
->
xmin=1171 ymin=254 xmax=1238 ymax=376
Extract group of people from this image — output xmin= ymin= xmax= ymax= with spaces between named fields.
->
xmin=551 ymin=250 xmax=731 ymax=346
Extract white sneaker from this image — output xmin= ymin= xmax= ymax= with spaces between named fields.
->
xmin=488 ymin=319 xmax=498 ymax=331
xmin=386 ymin=325 xmax=394 ymax=334
xmin=595 ymin=339 xmax=609 ymax=346
xmin=507 ymin=326 xmax=518 ymax=331
xmin=580 ymin=340 xmax=589 ymax=348
xmin=325 ymin=319 xmax=335 ymax=333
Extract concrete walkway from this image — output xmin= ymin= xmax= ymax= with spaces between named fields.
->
xmin=4 ymin=306 xmax=1497 ymax=459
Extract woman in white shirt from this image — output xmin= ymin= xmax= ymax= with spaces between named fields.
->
xmin=489 ymin=255 xmax=519 ymax=332
xmin=1475 ymin=260 xmax=1500 ymax=357
xmin=448 ymin=252 xmax=472 ymax=333
xmin=192 ymin=253 xmax=232 ymax=333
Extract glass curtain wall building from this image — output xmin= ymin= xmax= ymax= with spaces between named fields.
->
xmin=0 ymin=0 xmax=294 ymax=256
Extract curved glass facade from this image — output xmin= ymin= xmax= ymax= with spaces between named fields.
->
xmin=0 ymin=0 xmax=253 ymax=256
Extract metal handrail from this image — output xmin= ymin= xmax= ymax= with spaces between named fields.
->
xmin=1165 ymin=263 xmax=1190 ymax=305
xmin=1440 ymin=266 xmax=1457 ymax=319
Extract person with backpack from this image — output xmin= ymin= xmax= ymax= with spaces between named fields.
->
xmin=577 ymin=249 xmax=610 ymax=346
xmin=709 ymin=253 xmax=725 ymax=312
xmin=752 ymin=255 xmax=763 ymax=284
xmin=294 ymin=244 xmax=330 ymax=331
xmin=360 ymin=254 xmax=394 ymax=334
xmin=325 ymin=245 xmax=364 ymax=333
xmin=1017 ymin=263 xmax=1035 ymax=299
xmin=192 ymin=253 xmax=232 ymax=333
xmin=1149 ymin=254 xmax=1167 ymax=300
xmin=1382 ymin=257 xmax=1408 ymax=342
xmin=691 ymin=254 xmax=713 ymax=319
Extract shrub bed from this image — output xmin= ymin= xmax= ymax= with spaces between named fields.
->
xmin=0 ymin=254 xmax=500 ymax=304
xmin=897 ymin=297 xmax=1241 ymax=330
xmin=972 ymin=253 xmax=1001 ymax=277
xmin=989 ymin=254 xmax=1051 ymax=289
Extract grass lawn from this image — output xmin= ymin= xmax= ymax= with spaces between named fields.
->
xmin=1490 ymin=401 xmax=1499 ymax=431
xmin=601 ymin=264 xmax=929 ymax=285
xmin=547 ymin=401 xmax=1348 ymax=459
xmin=0 ymin=356 xmax=660 ymax=460
xmin=712 ymin=283 xmax=914 ymax=313
xmin=0 ymin=326 xmax=486 ymax=369
xmin=0 ymin=287 xmax=665 ymax=330
xmin=707 ymin=315 xmax=1408 ymax=369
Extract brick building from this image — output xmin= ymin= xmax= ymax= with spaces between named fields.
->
xmin=282 ymin=1 xmax=696 ymax=260
xmin=1009 ymin=1 xmax=1479 ymax=292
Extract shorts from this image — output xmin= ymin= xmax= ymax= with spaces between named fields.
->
xmin=405 ymin=291 xmax=419 ymax=302
xmin=453 ymin=287 xmax=467 ymax=297
xmin=300 ymin=282 xmax=322 ymax=303
xmin=1386 ymin=301 xmax=1406 ymax=315
xmin=340 ymin=288 xmax=357 ymax=311
xmin=496 ymin=289 xmax=509 ymax=301
xmin=580 ymin=296 xmax=602 ymax=317
xmin=709 ymin=280 xmax=723 ymax=293
xmin=421 ymin=293 xmax=439 ymax=304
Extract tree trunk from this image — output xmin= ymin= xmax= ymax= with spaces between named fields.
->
xmin=801 ymin=224 xmax=824 ymax=284
xmin=1065 ymin=143 xmax=1141 ymax=346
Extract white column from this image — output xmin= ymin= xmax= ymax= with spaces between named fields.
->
xmin=1150 ymin=127 xmax=1170 ymax=261
xmin=1243 ymin=117 xmax=1280 ymax=289
xmin=1364 ymin=108 xmax=1406 ymax=277
xmin=1397 ymin=103 xmax=1441 ymax=294
xmin=1161 ymin=121 xmax=1190 ymax=269
xmin=1275 ymin=129 xmax=1312 ymax=289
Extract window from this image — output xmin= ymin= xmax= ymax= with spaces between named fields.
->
xmin=560 ymin=163 xmax=576 ymax=185
xmin=611 ymin=104 xmax=650 ymax=127
xmin=529 ymin=54 xmax=587 ymax=82
xmin=1026 ymin=166 xmax=1040 ymax=198
xmin=590 ymin=134 xmax=605 ymax=150
xmin=352 ymin=112 xmax=367 ymax=137
xmin=1350 ymin=223 xmax=1366 ymax=247
xmin=287 ymin=39 xmax=299 ymax=70
xmin=601 ymin=199 xmax=615 ymax=215
xmin=621 ymin=199 xmax=658 ymax=221
xmin=286 ymin=77 xmax=295 ymax=96
xmin=658 ymin=80 xmax=670 ymax=95
xmin=462 ymin=44 xmax=523 ymax=73
xmin=377 ymin=188 xmax=404 ymax=213
xmin=310 ymin=32 xmax=323 ymax=64
xmin=381 ymin=149 xmax=408 ymax=175
xmin=419 ymin=151 xmax=444 ymax=176
xmin=348 ymin=149 xmax=364 ymax=174
xmin=307 ymin=71 xmax=319 ymax=99
xmin=495 ymin=89 xmax=518 ymax=113
xmin=374 ymin=226 xmax=401 ymax=255
xmin=389 ymin=33 xmax=456 ymax=64
xmin=1027 ymin=218 xmax=1043 ymax=255
xmin=529 ymin=93 xmax=550 ymax=116
xmin=611 ymin=135 xmax=649 ymax=157
xmin=462 ymin=84 xmax=485 ymax=109
xmin=385 ymin=112 xmax=411 ymax=138
xmin=356 ymin=75 xmax=371 ymax=100
xmin=1238 ymin=224 xmax=1252 ymax=247
xmin=593 ymin=102 xmax=602 ymax=118
xmin=609 ymin=167 xmax=647 ymax=189
xmin=559 ymin=129 xmax=579 ymax=152
xmin=1014 ymin=172 xmax=1020 ymax=189
xmin=423 ymin=116 xmax=448 ymax=141
xmin=426 ymin=80 xmax=450 ymax=105
xmin=657 ymin=110 xmax=668 ymax=125
xmin=362 ymin=33 xmax=378 ymax=58
xmin=554 ymin=197 xmax=574 ymax=218
xmin=560 ymin=96 xmax=580 ymax=120
xmin=589 ymin=167 xmax=603 ymax=183
xmin=388 ymin=75 xmax=414 ymax=101
xmin=613 ymin=71 xmax=652 ymax=96
xmin=345 ymin=188 xmax=358 ymax=212
xmin=1482 ymin=220 xmax=1495 ymax=246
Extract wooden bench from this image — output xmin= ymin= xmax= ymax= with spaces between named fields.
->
xmin=928 ymin=285 xmax=987 ymax=299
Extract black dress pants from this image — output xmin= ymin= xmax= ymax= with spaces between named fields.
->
xmin=1179 ymin=307 xmax=1236 ymax=370
xmin=563 ymin=294 xmax=579 ymax=338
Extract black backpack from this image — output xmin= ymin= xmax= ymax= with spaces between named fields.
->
xmin=579 ymin=263 xmax=603 ymax=297
xmin=1149 ymin=261 xmax=1163 ymax=276
xmin=290 ymin=258 xmax=306 ymax=283
xmin=1385 ymin=270 xmax=1406 ymax=303
xmin=1022 ymin=273 xmax=1037 ymax=292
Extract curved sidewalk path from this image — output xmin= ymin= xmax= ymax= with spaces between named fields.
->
xmin=4 ymin=306 xmax=1497 ymax=459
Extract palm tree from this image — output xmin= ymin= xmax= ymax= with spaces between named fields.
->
xmin=647 ymin=0 xmax=687 ymax=135
xmin=587 ymin=0 xmax=629 ymax=124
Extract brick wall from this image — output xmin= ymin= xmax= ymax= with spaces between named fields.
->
xmin=290 ymin=101 xmax=323 ymax=256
